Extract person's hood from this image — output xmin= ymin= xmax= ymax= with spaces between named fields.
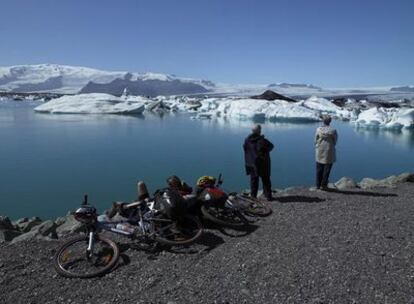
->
xmin=318 ymin=126 xmax=336 ymax=139
xmin=247 ymin=133 xmax=263 ymax=142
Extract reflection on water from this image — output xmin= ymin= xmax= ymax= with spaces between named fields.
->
xmin=199 ymin=116 xmax=320 ymax=131
xmin=34 ymin=112 xmax=145 ymax=123
xmin=354 ymin=126 xmax=414 ymax=149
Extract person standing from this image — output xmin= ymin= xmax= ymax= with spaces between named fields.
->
xmin=315 ymin=116 xmax=338 ymax=190
xmin=243 ymin=124 xmax=274 ymax=201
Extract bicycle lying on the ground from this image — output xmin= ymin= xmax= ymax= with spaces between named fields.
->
xmin=197 ymin=174 xmax=272 ymax=228
xmin=54 ymin=195 xmax=203 ymax=278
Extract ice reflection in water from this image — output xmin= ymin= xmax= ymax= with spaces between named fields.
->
xmin=354 ymin=126 xmax=414 ymax=149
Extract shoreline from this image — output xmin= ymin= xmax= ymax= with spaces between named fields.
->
xmin=1 ymin=172 xmax=413 ymax=303
xmin=1 ymin=172 xmax=413 ymax=244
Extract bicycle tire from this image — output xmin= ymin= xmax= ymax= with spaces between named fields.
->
xmin=153 ymin=214 xmax=203 ymax=246
xmin=236 ymin=195 xmax=272 ymax=217
xmin=54 ymin=234 xmax=119 ymax=279
xmin=201 ymin=204 xmax=248 ymax=228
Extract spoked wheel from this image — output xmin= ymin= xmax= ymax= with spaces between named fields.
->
xmin=54 ymin=234 xmax=119 ymax=278
xmin=232 ymin=195 xmax=272 ymax=217
xmin=201 ymin=204 xmax=249 ymax=228
xmin=152 ymin=214 xmax=203 ymax=246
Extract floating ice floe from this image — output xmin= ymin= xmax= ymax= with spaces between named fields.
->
xmin=34 ymin=93 xmax=146 ymax=114
xmin=33 ymin=92 xmax=414 ymax=130
xmin=186 ymin=96 xmax=360 ymax=122
xmin=353 ymin=107 xmax=414 ymax=129
xmin=299 ymin=96 xmax=356 ymax=120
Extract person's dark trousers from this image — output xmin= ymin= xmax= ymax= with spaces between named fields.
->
xmin=250 ymin=174 xmax=272 ymax=199
xmin=316 ymin=162 xmax=333 ymax=188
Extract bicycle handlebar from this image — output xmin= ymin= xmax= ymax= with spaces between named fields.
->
xmin=217 ymin=173 xmax=223 ymax=186
xmin=82 ymin=194 xmax=88 ymax=206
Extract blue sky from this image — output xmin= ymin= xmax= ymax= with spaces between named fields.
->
xmin=0 ymin=0 xmax=412 ymax=87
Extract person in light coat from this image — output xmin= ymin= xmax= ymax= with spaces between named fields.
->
xmin=314 ymin=116 xmax=338 ymax=190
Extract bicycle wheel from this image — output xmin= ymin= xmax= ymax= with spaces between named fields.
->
xmin=234 ymin=195 xmax=272 ymax=217
xmin=152 ymin=214 xmax=203 ymax=246
xmin=201 ymin=204 xmax=249 ymax=228
xmin=54 ymin=234 xmax=119 ymax=278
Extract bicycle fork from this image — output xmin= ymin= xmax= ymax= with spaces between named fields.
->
xmin=86 ymin=231 xmax=94 ymax=259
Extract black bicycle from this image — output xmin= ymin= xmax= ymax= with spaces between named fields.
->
xmin=54 ymin=195 xmax=203 ymax=278
xmin=198 ymin=175 xmax=272 ymax=228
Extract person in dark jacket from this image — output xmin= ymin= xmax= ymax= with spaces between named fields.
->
xmin=243 ymin=124 xmax=274 ymax=201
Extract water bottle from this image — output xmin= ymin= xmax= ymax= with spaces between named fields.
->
xmin=114 ymin=223 xmax=135 ymax=235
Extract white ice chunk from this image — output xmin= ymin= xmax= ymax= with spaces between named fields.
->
xmin=354 ymin=107 xmax=414 ymax=129
xmin=34 ymin=93 xmax=146 ymax=114
xmin=299 ymin=96 xmax=354 ymax=120
xmin=188 ymin=97 xmax=322 ymax=122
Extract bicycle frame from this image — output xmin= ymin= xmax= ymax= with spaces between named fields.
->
xmin=82 ymin=200 xmax=182 ymax=250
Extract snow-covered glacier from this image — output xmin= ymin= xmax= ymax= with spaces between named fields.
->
xmin=0 ymin=64 xmax=126 ymax=93
xmin=34 ymin=93 xmax=146 ymax=114
xmin=0 ymin=64 xmax=212 ymax=95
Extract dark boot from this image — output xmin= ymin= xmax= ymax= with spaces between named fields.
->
xmin=250 ymin=175 xmax=259 ymax=198
xmin=261 ymin=175 xmax=273 ymax=201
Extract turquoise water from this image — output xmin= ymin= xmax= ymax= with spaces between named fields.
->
xmin=1 ymin=101 xmax=413 ymax=219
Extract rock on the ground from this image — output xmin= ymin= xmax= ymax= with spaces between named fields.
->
xmin=0 ymin=216 xmax=14 ymax=230
xmin=359 ymin=172 xmax=414 ymax=189
xmin=13 ymin=217 xmax=29 ymax=225
xmin=15 ymin=217 xmax=43 ymax=233
xmin=0 ymin=230 xmax=22 ymax=242
xmin=35 ymin=220 xmax=58 ymax=237
xmin=55 ymin=214 xmax=84 ymax=236
xmin=387 ymin=172 xmax=414 ymax=183
xmin=334 ymin=177 xmax=358 ymax=190
xmin=54 ymin=216 xmax=67 ymax=227
xmin=10 ymin=230 xmax=40 ymax=244
xmin=10 ymin=220 xmax=57 ymax=244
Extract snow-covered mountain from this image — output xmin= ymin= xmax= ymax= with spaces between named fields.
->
xmin=390 ymin=86 xmax=414 ymax=93
xmin=1 ymin=63 xmax=413 ymax=100
xmin=0 ymin=64 xmax=212 ymax=96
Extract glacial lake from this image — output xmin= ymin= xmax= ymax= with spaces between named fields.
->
xmin=1 ymin=100 xmax=414 ymax=219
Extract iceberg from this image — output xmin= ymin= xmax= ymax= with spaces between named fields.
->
xmin=353 ymin=107 xmax=414 ymax=129
xmin=299 ymin=96 xmax=355 ymax=120
xmin=34 ymin=93 xmax=146 ymax=114
xmin=188 ymin=97 xmax=322 ymax=122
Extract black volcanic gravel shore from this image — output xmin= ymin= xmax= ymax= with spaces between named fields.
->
xmin=1 ymin=183 xmax=414 ymax=304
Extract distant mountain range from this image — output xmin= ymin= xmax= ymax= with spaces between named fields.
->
xmin=390 ymin=86 xmax=414 ymax=93
xmin=0 ymin=64 xmax=212 ymax=96
xmin=80 ymin=76 xmax=209 ymax=96
xmin=268 ymin=83 xmax=322 ymax=91
xmin=0 ymin=64 xmax=413 ymax=99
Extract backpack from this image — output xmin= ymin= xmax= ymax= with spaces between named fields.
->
xmin=154 ymin=188 xmax=187 ymax=220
